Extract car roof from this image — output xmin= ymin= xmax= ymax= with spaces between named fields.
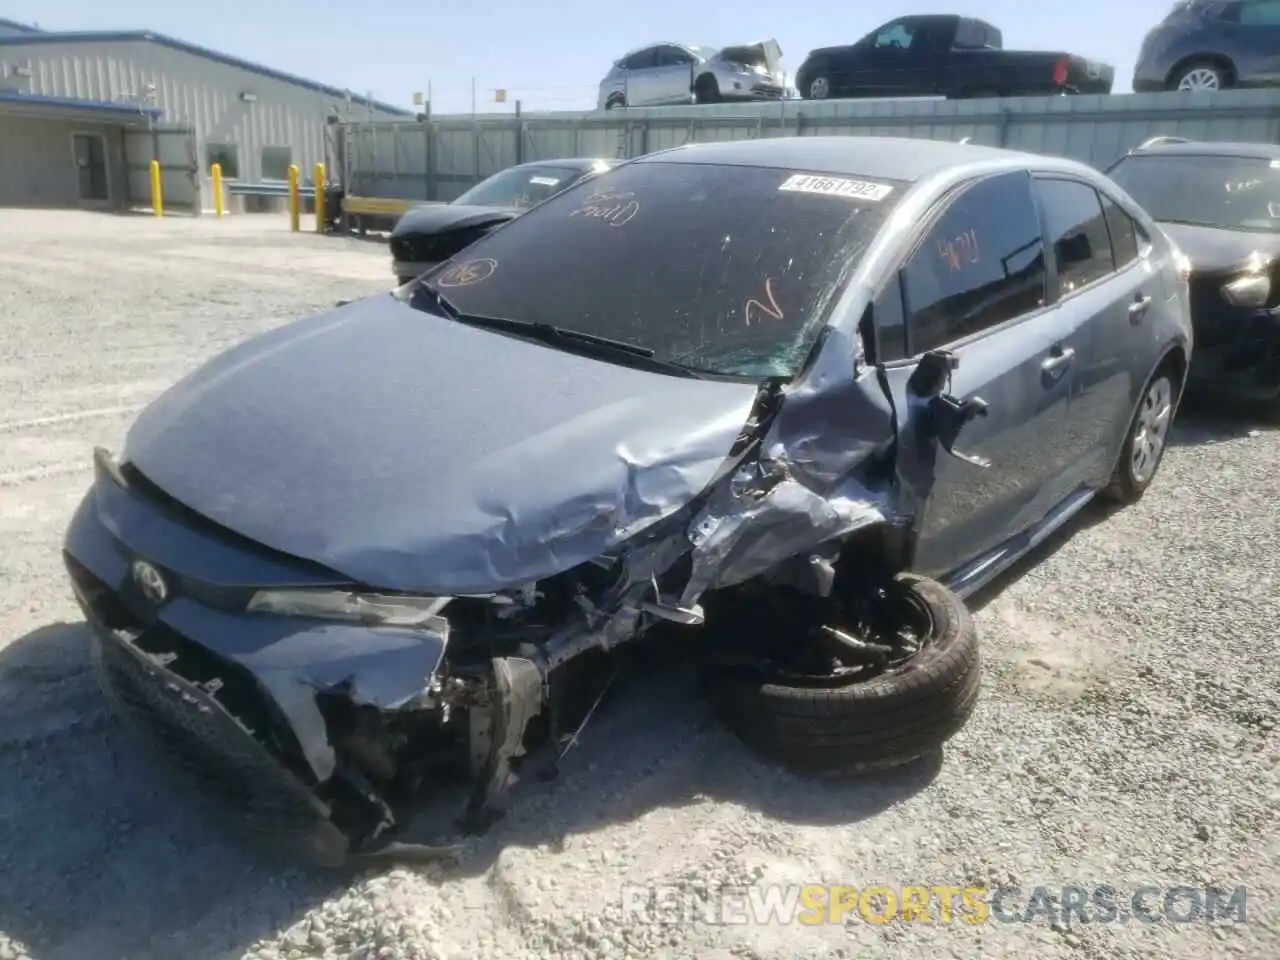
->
xmin=634 ymin=136 xmax=1037 ymax=182
xmin=521 ymin=157 xmax=618 ymax=170
xmin=1127 ymin=139 xmax=1280 ymax=161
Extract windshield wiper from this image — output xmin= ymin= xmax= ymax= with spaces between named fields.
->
xmin=413 ymin=283 xmax=706 ymax=378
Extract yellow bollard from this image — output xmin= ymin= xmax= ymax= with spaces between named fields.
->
xmin=149 ymin=159 xmax=163 ymax=217
xmin=211 ymin=162 xmax=224 ymax=217
xmin=313 ymin=162 xmax=326 ymax=233
xmin=287 ymin=164 xmax=300 ymax=232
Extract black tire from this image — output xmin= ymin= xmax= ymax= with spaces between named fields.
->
xmin=1100 ymin=360 xmax=1180 ymax=505
xmin=703 ymin=573 xmax=980 ymax=777
xmin=694 ymin=74 xmax=720 ymax=104
xmin=1168 ymin=60 xmax=1233 ymax=92
xmin=604 ymin=94 xmax=625 ymax=110
xmin=805 ymin=74 xmax=832 ymax=100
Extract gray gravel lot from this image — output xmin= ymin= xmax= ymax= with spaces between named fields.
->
xmin=0 ymin=208 xmax=1277 ymax=960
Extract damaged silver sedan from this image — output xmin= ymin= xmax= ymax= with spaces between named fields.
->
xmin=62 ymin=136 xmax=1191 ymax=866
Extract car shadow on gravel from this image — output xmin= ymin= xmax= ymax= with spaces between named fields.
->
xmin=0 ymin=620 xmax=941 ymax=949
xmin=0 ymin=622 xmax=341 ymax=960
xmin=1171 ymin=394 xmax=1277 ymax=447
xmin=390 ymin=636 xmax=944 ymax=880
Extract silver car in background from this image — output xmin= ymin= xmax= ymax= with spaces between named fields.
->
xmin=597 ymin=39 xmax=786 ymax=109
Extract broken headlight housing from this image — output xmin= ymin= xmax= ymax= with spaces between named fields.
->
xmin=1221 ymin=273 xmax=1271 ymax=308
xmin=247 ymin=589 xmax=451 ymax=626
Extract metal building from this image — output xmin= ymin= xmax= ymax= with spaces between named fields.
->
xmin=0 ymin=18 xmax=412 ymax=211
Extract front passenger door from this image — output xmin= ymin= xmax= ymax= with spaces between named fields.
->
xmin=878 ymin=170 xmax=1074 ymax=583
xmin=652 ymin=45 xmax=698 ymax=103
xmin=619 ymin=47 xmax=660 ymax=105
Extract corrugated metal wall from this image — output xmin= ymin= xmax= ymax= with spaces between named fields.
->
xmin=0 ymin=38 xmax=404 ymax=207
xmin=340 ymin=89 xmax=1280 ymax=201
xmin=0 ymin=115 xmax=129 ymax=207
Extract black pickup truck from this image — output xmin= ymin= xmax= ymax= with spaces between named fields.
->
xmin=794 ymin=15 xmax=1114 ymax=100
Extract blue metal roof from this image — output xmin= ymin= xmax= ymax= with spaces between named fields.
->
xmin=0 ymin=17 xmax=42 ymax=34
xmin=0 ymin=29 xmax=413 ymax=116
xmin=0 ymin=90 xmax=163 ymax=118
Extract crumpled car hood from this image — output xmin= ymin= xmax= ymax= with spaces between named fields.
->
xmin=391 ymin=203 xmax=521 ymax=239
xmin=715 ymin=38 xmax=783 ymax=78
xmin=121 ymin=296 xmax=760 ymax=594
xmin=1160 ymin=221 xmax=1280 ymax=275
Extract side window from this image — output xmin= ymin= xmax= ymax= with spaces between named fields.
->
xmin=621 ymin=48 xmax=657 ymax=70
xmin=1098 ymin=192 xmax=1140 ymax=268
xmin=1240 ymin=0 xmax=1280 ymax=24
xmin=873 ymin=22 xmax=916 ymax=49
xmin=1033 ymin=178 xmax=1116 ymax=296
xmin=657 ymin=45 xmax=695 ymax=66
xmin=902 ymin=171 xmax=1047 ymax=354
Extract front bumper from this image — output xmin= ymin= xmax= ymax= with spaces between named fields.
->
xmin=84 ymin=608 xmax=350 ymax=866
xmin=1187 ymin=298 xmax=1280 ymax=401
xmin=60 ymin=454 xmax=452 ymax=863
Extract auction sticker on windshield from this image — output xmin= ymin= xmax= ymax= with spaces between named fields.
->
xmin=529 ymin=176 xmax=561 ymax=186
xmin=778 ymin=174 xmax=894 ymax=202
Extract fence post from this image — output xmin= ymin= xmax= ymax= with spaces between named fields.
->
xmin=314 ymin=162 xmax=326 ymax=233
xmin=149 ymin=160 xmax=163 ymax=217
xmin=211 ymin=163 xmax=224 ymax=217
xmin=287 ymin=165 xmax=300 ymax=231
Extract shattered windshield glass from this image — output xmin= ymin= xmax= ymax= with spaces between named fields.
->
xmin=1107 ymin=154 xmax=1280 ymax=233
xmin=452 ymin=165 xmax=584 ymax=209
xmin=410 ymin=161 xmax=906 ymax=378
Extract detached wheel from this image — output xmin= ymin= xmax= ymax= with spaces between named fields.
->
xmin=1169 ymin=61 xmax=1232 ymax=92
xmin=703 ymin=573 xmax=980 ymax=776
xmin=1100 ymin=364 xmax=1178 ymax=505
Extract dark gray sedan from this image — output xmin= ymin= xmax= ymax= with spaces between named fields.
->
xmin=388 ymin=158 xmax=618 ymax=284
xmin=1106 ymin=136 xmax=1280 ymax=406
xmin=1133 ymin=0 xmax=1280 ymax=92
xmin=63 ymin=136 xmax=1191 ymax=867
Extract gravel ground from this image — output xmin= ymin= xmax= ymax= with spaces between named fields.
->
xmin=0 ymin=208 xmax=1277 ymax=960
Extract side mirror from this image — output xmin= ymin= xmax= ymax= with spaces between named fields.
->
xmin=907 ymin=349 xmax=959 ymax=399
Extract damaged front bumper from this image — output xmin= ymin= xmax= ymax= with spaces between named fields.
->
xmin=62 ymin=451 xmax=544 ymax=863
xmin=1187 ymin=291 xmax=1280 ymax=401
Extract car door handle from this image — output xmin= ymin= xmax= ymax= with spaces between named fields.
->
xmin=1041 ymin=346 xmax=1076 ymax=374
xmin=1129 ymin=295 xmax=1152 ymax=323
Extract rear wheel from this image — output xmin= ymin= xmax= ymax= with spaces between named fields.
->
xmin=604 ymin=94 xmax=626 ymax=110
xmin=1169 ymin=61 xmax=1232 ymax=92
xmin=1101 ymin=364 xmax=1179 ymax=505
xmin=702 ymin=573 xmax=981 ymax=776
xmin=806 ymin=75 xmax=832 ymax=99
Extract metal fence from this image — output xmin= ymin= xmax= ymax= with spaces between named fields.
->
xmin=337 ymin=89 xmax=1280 ymax=202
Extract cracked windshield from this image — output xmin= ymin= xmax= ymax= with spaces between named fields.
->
xmin=410 ymin=161 xmax=906 ymax=377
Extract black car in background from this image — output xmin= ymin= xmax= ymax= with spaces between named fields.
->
xmin=1106 ymin=137 xmax=1280 ymax=409
xmin=793 ymin=14 xmax=1113 ymax=100
xmin=389 ymin=158 xmax=618 ymax=285
xmin=1132 ymin=0 xmax=1280 ymax=93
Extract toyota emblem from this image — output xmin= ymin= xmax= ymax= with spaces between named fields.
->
xmin=131 ymin=559 xmax=169 ymax=605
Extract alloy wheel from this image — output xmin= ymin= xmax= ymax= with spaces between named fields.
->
xmin=1131 ymin=375 xmax=1174 ymax=485
xmin=1177 ymin=69 xmax=1221 ymax=91
xmin=809 ymin=77 xmax=830 ymax=99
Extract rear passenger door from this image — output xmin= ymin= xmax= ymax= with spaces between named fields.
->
xmin=1032 ymin=177 xmax=1159 ymax=484
xmin=876 ymin=170 xmax=1075 ymax=582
